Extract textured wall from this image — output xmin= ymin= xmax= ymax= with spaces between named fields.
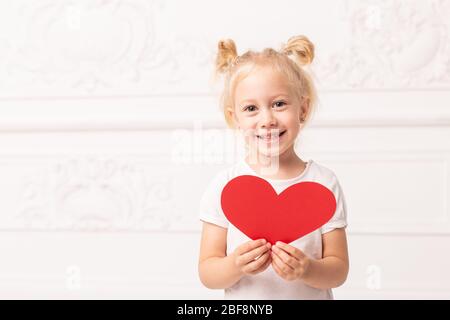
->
xmin=0 ymin=0 xmax=449 ymax=299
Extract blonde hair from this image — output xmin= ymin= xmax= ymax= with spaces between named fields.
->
xmin=215 ymin=35 xmax=317 ymax=129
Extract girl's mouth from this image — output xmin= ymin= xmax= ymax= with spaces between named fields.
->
xmin=256 ymin=130 xmax=287 ymax=142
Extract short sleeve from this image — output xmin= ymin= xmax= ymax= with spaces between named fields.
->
xmin=198 ymin=172 xmax=230 ymax=229
xmin=321 ymin=174 xmax=348 ymax=234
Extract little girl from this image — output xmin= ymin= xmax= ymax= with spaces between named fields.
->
xmin=198 ymin=35 xmax=349 ymax=299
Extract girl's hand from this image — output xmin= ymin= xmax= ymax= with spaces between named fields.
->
xmin=271 ymin=241 xmax=310 ymax=281
xmin=231 ymin=239 xmax=272 ymax=276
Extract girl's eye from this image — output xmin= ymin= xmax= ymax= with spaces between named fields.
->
xmin=273 ymin=101 xmax=286 ymax=108
xmin=244 ymin=105 xmax=257 ymax=112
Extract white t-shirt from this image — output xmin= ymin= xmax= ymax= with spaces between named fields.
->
xmin=198 ymin=158 xmax=348 ymax=300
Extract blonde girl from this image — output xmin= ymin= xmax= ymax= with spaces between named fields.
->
xmin=198 ymin=36 xmax=349 ymax=299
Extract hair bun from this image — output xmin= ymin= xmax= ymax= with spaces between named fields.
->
xmin=216 ymin=39 xmax=238 ymax=74
xmin=282 ymin=35 xmax=315 ymax=66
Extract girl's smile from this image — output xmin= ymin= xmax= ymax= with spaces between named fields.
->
xmin=255 ymin=129 xmax=287 ymax=145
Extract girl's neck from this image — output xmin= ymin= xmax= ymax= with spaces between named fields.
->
xmin=245 ymin=147 xmax=306 ymax=180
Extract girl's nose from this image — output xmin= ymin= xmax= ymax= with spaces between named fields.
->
xmin=260 ymin=109 xmax=277 ymax=127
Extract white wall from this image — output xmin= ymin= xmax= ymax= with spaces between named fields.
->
xmin=0 ymin=0 xmax=449 ymax=299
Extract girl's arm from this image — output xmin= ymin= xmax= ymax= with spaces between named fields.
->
xmin=300 ymin=228 xmax=349 ymax=289
xmin=271 ymin=228 xmax=349 ymax=289
xmin=198 ymin=222 xmax=271 ymax=289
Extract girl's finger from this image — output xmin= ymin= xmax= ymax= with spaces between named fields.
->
xmin=257 ymin=253 xmax=272 ymax=272
xmin=245 ymin=251 xmax=270 ymax=273
xmin=236 ymin=239 xmax=266 ymax=255
xmin=272 ymin=245 xmax=300 ymax=269
xmin=271 ymin=257 xmax=288 ymax=279
xmin=271 ymin=250 xmax=293 ymax=274
xmin=275 ymin=241 xmax=305 ymax=259
xmin=240 ymin=242 xmax=271 ymax=264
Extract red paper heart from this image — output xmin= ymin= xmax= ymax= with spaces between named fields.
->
xmin=221 ymin=175 xmax=337 ymax=244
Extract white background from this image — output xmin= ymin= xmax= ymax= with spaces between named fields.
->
xmin=0 ymin=0 xmax=449 ymax=299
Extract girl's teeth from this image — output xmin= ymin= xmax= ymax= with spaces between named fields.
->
xmin=257 ymin=135 xmax=281 ymax=141
xmin=257 ymin=131 xmax=285 ymax=140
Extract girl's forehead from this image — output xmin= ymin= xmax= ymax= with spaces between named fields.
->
xmin=235 ymin=67 xmax=293 ymax=98
xmin=237 ymin=66 xmax=290 ymax=89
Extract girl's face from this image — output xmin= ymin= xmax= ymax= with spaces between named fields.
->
xmin=229 ymin=65 xmax=307 ymax=158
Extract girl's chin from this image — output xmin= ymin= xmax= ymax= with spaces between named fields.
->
xmin=252 ymin=145 xmax=286 ymax=158
xmin=245 ymin=137 xmax=291 ymax=157
xmin=257 ymin=139 xmax=284 ymax=151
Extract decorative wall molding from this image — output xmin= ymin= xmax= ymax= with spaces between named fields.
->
xmin=1 ymin=92 xmax=450 ymax=132
xmin=0 ymin=274 xmax=213 ymax=299
xmin=1 ymin=0 xmax=450 ymax=99
xmin=0 ymin=0 xmax=449 ymax=300
xmin=0 ymin=150 xmax=448 ymax=235
xmin=4 ymin=156 xmax=175 ymax=231
xmin=315 ymin=0 xmax=450 ymax=90
xmin=1 ymin=110 xmax=450 ymax=132
xmin=324 ymin=155 xmax=450 ymax=235
xmin=0 ymin=0 xmax=213 ymax=97
xmin=0 ymin=274 xmax=448 ymax=299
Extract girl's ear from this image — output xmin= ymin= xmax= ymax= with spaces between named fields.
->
xmin=227 ymin=107 xmax=240 ymax=129
xmin=299 ymin=98 xmax=310 ymax=123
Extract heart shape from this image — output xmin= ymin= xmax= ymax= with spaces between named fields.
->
xmin=221 ymin=175 xmax=337 ymax=244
